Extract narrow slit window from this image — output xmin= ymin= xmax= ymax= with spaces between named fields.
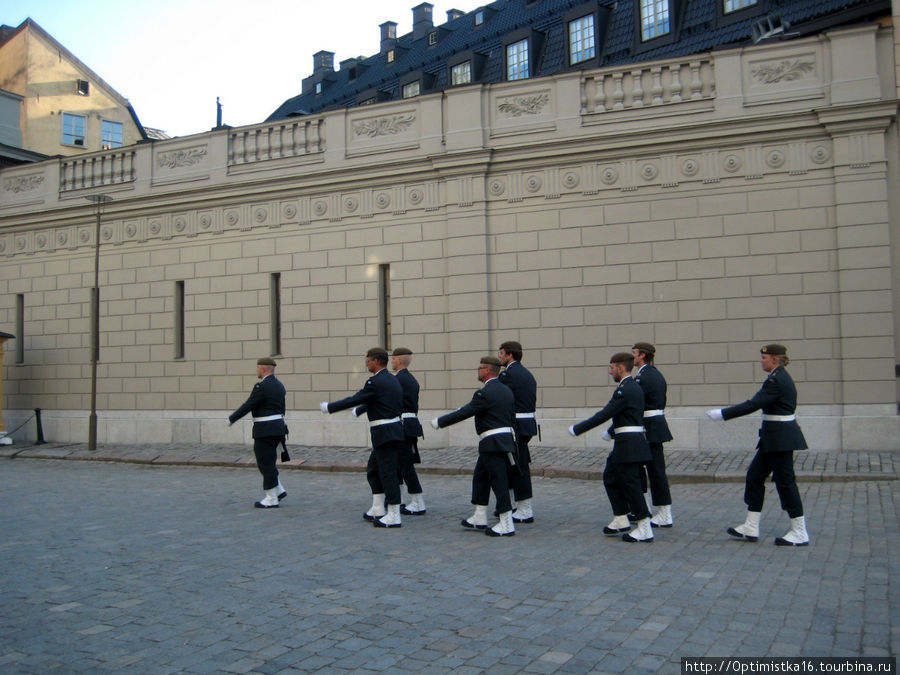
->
xmin=15 ymin=293 xmax=24 ymax=364
xmin=270 ymin=273 xmax=281 ymax=356
xmin=174 ymin=281 xmax=185 ymax=359
xmin=378 ymin=264 xmax=391 ymax=351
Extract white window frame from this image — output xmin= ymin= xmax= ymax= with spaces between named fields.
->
xmin=101 ymin=120 xmax=123 ymax=149
xmin=569 ymin=14 xmax=596 ymax=65
xmin=62 ymin=112 xmax=86 ymax=147
xmin=724 ymin=0 xmax=757 ymax=12
xmin=506 ymin=39 xmax=529 ymax=80
xmin=640 ymin=0 xmax=670 ymax=41
xmin=451 ymin=61 xmax=472 ymax=85
xmin=402 ymin=81 xmax=421 ymax=99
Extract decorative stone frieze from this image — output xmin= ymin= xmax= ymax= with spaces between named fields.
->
xmin=4 ymin=174 xmax=44 ymax=193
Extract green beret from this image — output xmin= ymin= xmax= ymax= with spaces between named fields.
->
xmin=257 ymin=357 xmax=277 ymax=366
xmin=392 ymin=347 xmax=413 ymax=356
xmin=761 ymin=344 xmax=787 ymax=356
xmin=609 ymin=352 xmax=634 ymax=364
xmin=366 ymin=347 xmax=389 ymax=359
xmin=632 ymin=342 xmax=656 ymax=356
xmin=480 ymin=356 xmax=502 ymax=367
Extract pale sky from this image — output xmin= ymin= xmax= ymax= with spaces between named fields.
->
xmin=2 ymin=0 xmax=485 ymax=138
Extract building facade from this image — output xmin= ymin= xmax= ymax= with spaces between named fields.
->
xmin=0 ymin=9 xmax=898 ymax=452
xmin=0 ymin=19 xmax=149 ymax=158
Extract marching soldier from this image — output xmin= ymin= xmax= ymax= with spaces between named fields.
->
xmin=632 ymin=342 xmax=674 ymax=528
xmin=321 ymin=348 xmax=406 ymax=528
xmin=432 ymin=356 xmax=518 ymax=537
xmin=569 ymin=352 xmax=653 ymax=542
xmin=228 ymin=357 xmax=288 ymax=509
xmin=498 ymin=340 xmax=538 ymax=523
xmin=707 ymin=344 xmax=810 ymax=546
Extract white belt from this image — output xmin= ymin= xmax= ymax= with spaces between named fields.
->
xmin=401 ymin=413 xmax=418 ymax=419
xmin=253 ymin=414 xmax=283 ymax=422
xmin=762 ymin=414 xmax=796 ymax=422
xmin=479 ymin=426 xmax=513 ymax=439
xmin=369 ymin=417 xmax=401 ymax=427
xmin=515 ymin=412 xmax=535 ymax=419
xmin=614 ymin=426 xmax=645 ymax=433
xmin=643 ymin=410 xmax=664 ymax=418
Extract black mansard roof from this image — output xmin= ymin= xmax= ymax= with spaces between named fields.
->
xmin=267 ymin=0 xmax=891 ymax=120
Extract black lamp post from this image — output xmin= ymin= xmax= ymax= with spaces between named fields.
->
xmin=84 ymin=194 xmax=112 ymax=450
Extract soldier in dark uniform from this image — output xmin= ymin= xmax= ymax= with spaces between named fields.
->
xmin=498 ymin=340 xmax=538 ymax=523
xmin=321 ymin=348 xmax=406 ymax=528
xmin=228 ymin=357 xmax=288 ymax=509
xmin=632 ymin=342 xmax=675 ymax=528
xmin=569 ymin=352 xmax=654 ymax=542
xmin=355 ymin=347 xmax=426 ymax=515
xmin=707 ymin=344 xmax=809 ymax=546
xmin=432 ymin=356 xmax=518 ymax=537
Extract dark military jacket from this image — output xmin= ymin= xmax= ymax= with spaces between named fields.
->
xmin=327 ymin=368 xmax=404 ymax=447
xmin=635 ymin=364 xmax=673 ymax=444
xmin=437 ymin=378 xmax=517 ymax=454
xmin=498 ymin=360 xmax=538 ymax=438
xmin=722 ymin=366 xmax=808 ymax=452
xmin=229 ymin=374 xmax=288 ymax=439
xmin=572 ymin=376 xmax=651 ymax=464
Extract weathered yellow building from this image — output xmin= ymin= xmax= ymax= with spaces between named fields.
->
xmin=0 ymin=2 xmax=897 ymax=452
xmin=0 ymin=19 xmax=148 ymax=157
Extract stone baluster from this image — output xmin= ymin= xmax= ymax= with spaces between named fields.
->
xmin=690 ymin=61 xmax=703 ymax=100
xmin=613 ymin=72 xmax=625 ymax=110
xmin=631 ymin=69 xmax=644 ymax=107
xmin=670 ymin=64 xmax=683 ymax=103
xmin=651 ymin=66 xmax=664 ymax=105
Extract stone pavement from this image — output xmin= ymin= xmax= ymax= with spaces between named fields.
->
xmin=0 ymin=443 xmax=897 ymax=673
xmin=2 ymin=441 xmax=898 ymax=483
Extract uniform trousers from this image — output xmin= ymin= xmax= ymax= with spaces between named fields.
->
xmin=366 ymin=440 xmax=404 ymax=505
xmin=471 ymin=452 xmax=513 ymax=514
xmin=509 ymin=435 xmax=533 ymax=501
xmin=744 ymin=448 xmax=804 ymax=518
xmin=603 ymin=455 xmax=651 ymax=520
xmin=398 ymin=439 xmax=423 ymax=494
xmin=253 ymin=436 xmax=280 ymax=490
xmin=644 ymin=442 xmax=672 ymax=505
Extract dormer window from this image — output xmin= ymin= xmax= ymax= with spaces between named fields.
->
xmin=569 ymin=14 xmax=596 ymax=65
xmin=387 ymin=49 xmax=395 ymax=63
xmin=724 ymin=0 xmax=757 ymax=11
xmin=315 ymin=82 xmax=323 ymax=94
xmin=506 ymin=39 xmax=529 ymax=80
xmin=402 ymin=81 xmax=420 ymax=98
xmin=428 ymin=31 xmax=439 ymax=45
xmin=640 ymin=0 xmax=671 ymax=41
xmin=451 ymin=61 xmax=472 ymax=85
xmin=474 ymin=10 xmax=484 ymax=26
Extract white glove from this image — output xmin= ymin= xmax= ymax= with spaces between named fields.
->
xmin=351 ymin=408 xmax=360 ymax=418
xmin=319 ymin=402 xmax=329 ymax=414
xmin=706 ymin=409 xmax=723 ymax=421
xmin=430 ymin=417 xmax=439 ymax=430
xmin=568 ymin=425 xmax=576 ymax=437
xmin=601 ymin=429 xmax=612 ymax=441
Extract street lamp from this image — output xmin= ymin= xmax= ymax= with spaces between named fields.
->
xmin=84 ymin=194 xmax=112 ymax=450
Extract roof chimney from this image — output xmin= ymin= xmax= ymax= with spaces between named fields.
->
xmin=412 ymin=3 xmax=434 ymax=40
xmin=446 ymin=8 xmax=464 ymax=22
xmin=313 ymin=50 xmax=334 ymax=74
xmin=380 ymin=21 xmax=397 ymax=53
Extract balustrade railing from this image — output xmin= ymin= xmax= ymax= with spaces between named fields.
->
xmin=228 ymin=117 xmax=325 ymax=166
xmin=59 ymin=149 xmax=136 ymax=192
xmin=581 ymin=59 xmax=715 ymax=114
